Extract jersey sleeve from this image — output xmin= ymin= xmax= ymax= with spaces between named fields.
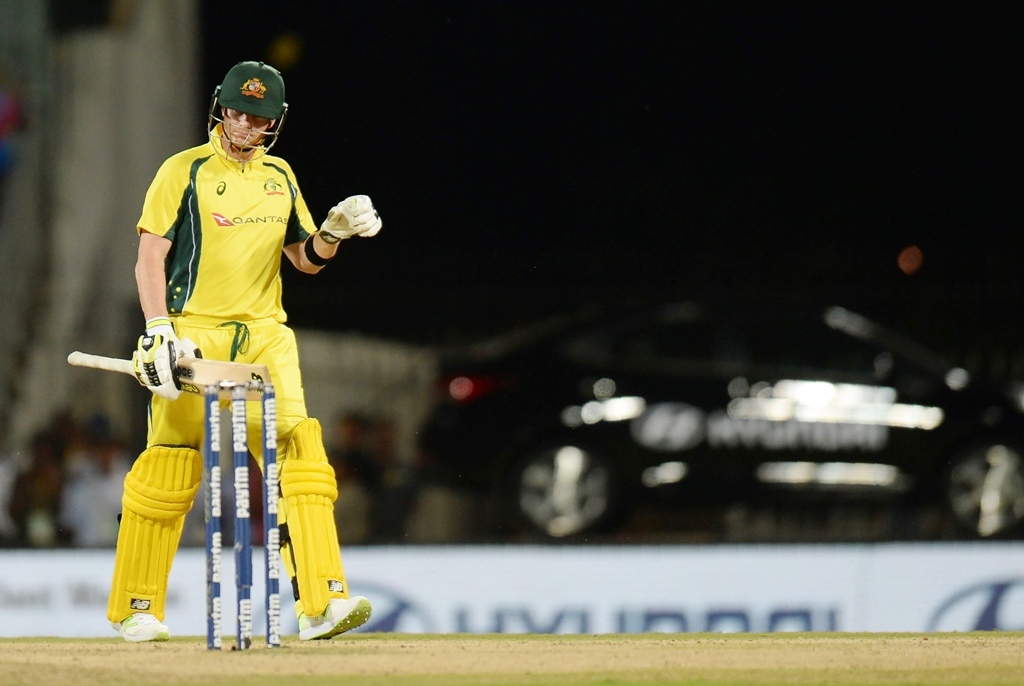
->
xmin=275 ymin=159 xmax=317 ymax=246
xmin=137 ymin=153 xmax=194 ymax=239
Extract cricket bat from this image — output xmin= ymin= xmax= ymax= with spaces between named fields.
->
xmin=67 ymin=351 xmax=271 ymax=399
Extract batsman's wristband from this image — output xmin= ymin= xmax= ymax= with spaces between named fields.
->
xmin=304 ymin=235 xmax=334 ymax=266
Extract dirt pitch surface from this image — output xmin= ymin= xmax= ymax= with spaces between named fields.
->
xmin=3 ymin=633 xmax=1024 ymax=686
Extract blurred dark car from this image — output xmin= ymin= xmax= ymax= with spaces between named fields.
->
xmin=417 ymin=300 xmax=1024 ymax=540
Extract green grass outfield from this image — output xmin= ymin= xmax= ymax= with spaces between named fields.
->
xmin=2 ymin=632 xmax=1023 ymax=686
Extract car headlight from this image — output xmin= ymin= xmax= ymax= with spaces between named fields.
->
xmin=1007 ymin=383 xmax=1024 ymax=415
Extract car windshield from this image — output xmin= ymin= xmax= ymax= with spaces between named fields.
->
xmin=559 ymin=302 xmax=964 ymax=397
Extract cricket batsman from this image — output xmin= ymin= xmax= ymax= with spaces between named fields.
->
xmin=107 ymin=60 xmax=379 ymax=642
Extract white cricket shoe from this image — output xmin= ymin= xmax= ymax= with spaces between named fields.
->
xmin=110 ymin=613 xmax=170 ymax=643
xmin=298 ymin=596 xmax=372 ymax=640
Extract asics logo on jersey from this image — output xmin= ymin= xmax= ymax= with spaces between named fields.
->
xmin=211 ymin=212 xmax=286 ymax=227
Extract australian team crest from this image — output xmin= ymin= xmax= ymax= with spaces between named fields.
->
xmin=264 ymin=178 xmax=284 ymax=196
xmin=240 ymin=78 xmax=267 ymax=100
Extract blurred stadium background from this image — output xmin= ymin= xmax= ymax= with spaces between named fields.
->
xmin=1 ymin=1 xmax=1023 ymax=639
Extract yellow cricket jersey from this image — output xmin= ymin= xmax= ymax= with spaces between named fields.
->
xmin=137 ymin=128 xmax=316 ymax=322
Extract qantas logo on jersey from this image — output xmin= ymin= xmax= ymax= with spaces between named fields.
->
xmin=211 ymin=212 xmax=286 ymax=227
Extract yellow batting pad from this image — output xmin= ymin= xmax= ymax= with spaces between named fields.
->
xmin=280 ymin=460 xmax=339 ymax=501
xmin=280 ymin=418 xmax=349 ymax=617
xmin=107 ymin=446 xmax=202 ymax=624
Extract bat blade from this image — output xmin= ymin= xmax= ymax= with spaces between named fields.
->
xmin=68 ymin=351 xmax=271 ymax=399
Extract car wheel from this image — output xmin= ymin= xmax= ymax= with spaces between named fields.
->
xmin=945 ymin=440 xmax=1024 ymax=538
xmin=513 ymin=444 xmax=620 ymax=538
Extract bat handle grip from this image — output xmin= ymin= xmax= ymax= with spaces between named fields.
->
xmin=67 ymin=351 xmax=136 ymax=376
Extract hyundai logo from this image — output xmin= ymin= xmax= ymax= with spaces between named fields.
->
xmin=355 ymin=582 xmax=436 ymax=633
xmin=927 ymin=578 xmax=1024 ymax=631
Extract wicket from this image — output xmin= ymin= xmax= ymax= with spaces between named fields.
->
xmin=203 ymin=380 xmax=281 ymax=650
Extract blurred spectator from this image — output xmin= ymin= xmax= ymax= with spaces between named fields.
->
xmin=326 ymin=412 xmax=424 ymax=543
xmin=59 ymin=414 xmax=132 ymax=547
xmin=47 ymin=408 xmax=80 ymax=457
xmin=327 ymin=412 xmax=373 ymax=544
xmin=0 ymin=64 xmax=26 ymax=211
xmin=331 ymin=412 xmax=379 ymax=487
xmin=368 ymin=417 xmax=418 ymax=542
xmin=0 ymin=446 xmax=19 ymax=546
xmin=8 ymin=430 xmax=69 ymax=547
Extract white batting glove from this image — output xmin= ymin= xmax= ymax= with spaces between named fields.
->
xmin=132 ymin=317 xmax=182 ymax=401
xmin=317 ymin=195 xmax=382 ymax=243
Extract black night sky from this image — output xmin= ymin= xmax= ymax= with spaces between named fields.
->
xmin=200 ymin=3 xmax=1023 ymax=349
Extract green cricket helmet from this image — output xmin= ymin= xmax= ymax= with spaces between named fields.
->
xmin=208 ymin=61 xmax=289 ymax=158
xmin=217 ymin=61 xmax=286 ymax=118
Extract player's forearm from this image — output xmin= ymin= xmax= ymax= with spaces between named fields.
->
xmin=310 ymin=232 xmax=340 ymax=265
xmin=136 ymin=231 xmax=173 ymax=319
xmin=292 ymin=232 xmax=340 ymax=273
xmin=136 ymin=261 xmax=169 ymax=319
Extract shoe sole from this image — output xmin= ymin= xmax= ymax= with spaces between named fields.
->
xmin=128 ymin=632 xmax=170 ymax=643
xmin=121 ymin=628 xmax=171 ymax=643
xmin=302 ymin=597 xmax=372 ymax=640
